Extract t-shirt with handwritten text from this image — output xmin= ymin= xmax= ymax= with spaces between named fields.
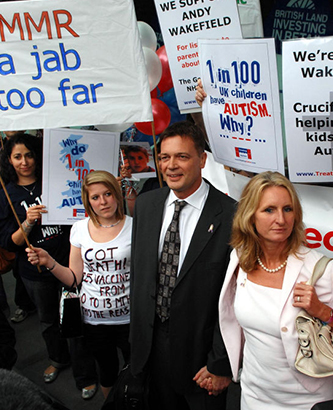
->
xmin=70 ymin=215 xmax=132 ymax=325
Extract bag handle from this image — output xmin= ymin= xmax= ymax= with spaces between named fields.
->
xmin=307 ymin=256 xmax=332 ymax=286
xmin=69 ymin=269 xmax=78 ymax=290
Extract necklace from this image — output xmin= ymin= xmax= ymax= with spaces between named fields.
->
xmin=20 ymin=183 xmax=36 ymax=196
xmin=257 ymin=256 xmax=287 ymax=273
xmin=98 ymin=219 xmax=121 ymax=228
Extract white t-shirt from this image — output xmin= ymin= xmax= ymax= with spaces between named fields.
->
xmin=70 ymin=215 xmax=132 ymax=325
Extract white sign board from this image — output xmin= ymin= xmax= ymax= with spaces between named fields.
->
xmin=43 ymin=128 xmax=120 ymax=225
xmin=154 ymin=0 xmax=242 ymax=113
xmin=200 ymin=38 xmax=284 ymax=174
xmin=0 ymin=0 xmax=152 ymax=131
xmin=213 ymin=169 xmax=333 ymax=258
xmin=283 ymin=36 xmax=333 ymax=183
xmin=296 ymin=183 xmax=333 ymax=258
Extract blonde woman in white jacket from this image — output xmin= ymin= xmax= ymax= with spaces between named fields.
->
xmin=217 ymin=172 xmax=333 ymax=409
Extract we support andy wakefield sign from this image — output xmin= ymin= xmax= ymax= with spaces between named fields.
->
xmin=154 ymin=0 xmax=242 ymax=114
xmin=283 ymin=37 xmax=333 ymax=183
xmin=200 ymin=38 xmax=284 ymax=174
xmin=0 ymin=0 xmax=152 ymax=131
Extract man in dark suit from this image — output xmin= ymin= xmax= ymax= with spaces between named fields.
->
xmin=130 ymin=121 xmax=235 ymax=409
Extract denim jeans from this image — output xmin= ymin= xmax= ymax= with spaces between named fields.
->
xmin=13 ymin=265 xmax=35 ymax=311
xmin=22 ymin=277 xmax=70 ymax=367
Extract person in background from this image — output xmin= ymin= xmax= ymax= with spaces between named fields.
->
xmin=0 ymin=309 xmax=17 ymax=370
xmin=0 ymin=130 xmax=36 ymax=323
xmin=0 ymin=133 xmax=71 ymax=383
xmin=213 ymin=171 xmax=333 ymax=409
xmin=0 ymin=369 xmax=70 ymax=410
xmin=26 ymin=170 xmax=132 ymax=399
xmin=130 ymin=121 xmax=235 ymax=410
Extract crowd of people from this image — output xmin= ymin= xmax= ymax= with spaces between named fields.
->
xmin=0 ymin=118 xmax=332 ymax=410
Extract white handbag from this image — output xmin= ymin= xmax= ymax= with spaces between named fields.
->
xmin=295 ymin=256 xmax=333 ymax=378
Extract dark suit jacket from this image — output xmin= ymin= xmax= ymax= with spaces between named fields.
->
xmin=130 ymin=182 xmax=236 ymax=393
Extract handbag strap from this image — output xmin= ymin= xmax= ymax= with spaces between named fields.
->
xmin=69 ymin=269 xmax=78 ymax=290
xmin=307 ymin=256 xmax=333 ymax=286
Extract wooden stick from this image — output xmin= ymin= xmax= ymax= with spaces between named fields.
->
xmin=151 ymin=121 xmax=163 ymax=188
xmin=0 ymin=175 xmax=41 ymax=273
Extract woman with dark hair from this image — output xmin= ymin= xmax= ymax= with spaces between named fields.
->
xmin=0 ymin=133 xmax=71 ymax=382
xmin=26 ymin=170 xmax=132 ymax=399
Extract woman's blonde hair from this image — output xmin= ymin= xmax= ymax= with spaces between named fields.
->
xmin=231 ymin=171 xmax=305 ymax=272
xmin=81 ymin=170 xmax=124 ymax=226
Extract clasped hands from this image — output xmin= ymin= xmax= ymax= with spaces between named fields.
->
xmin=193 ymin=366 xmax=231 ymax=396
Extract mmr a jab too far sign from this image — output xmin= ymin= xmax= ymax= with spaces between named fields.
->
xmin=0 ymin=0 xmax=152 ymax=131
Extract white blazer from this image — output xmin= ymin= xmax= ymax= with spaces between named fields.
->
xmin=219 ymin=246 xmax=333 ymax=392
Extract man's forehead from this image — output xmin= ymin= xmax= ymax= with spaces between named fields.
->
xmin=160 ymin=135 xmax=194 ymax=150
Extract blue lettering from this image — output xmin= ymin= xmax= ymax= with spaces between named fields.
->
xmin=26 ymin=88 xmax=45 ymax=108
xmin=7 ymin=89 xmax=24 ymax=110
xmin=0 ymin=53 xmax=15 ymax=75
xmin=59 ymin=42 xmax=81 ymax=71
xmin=58 ymin=78 xmax=103 ymax=106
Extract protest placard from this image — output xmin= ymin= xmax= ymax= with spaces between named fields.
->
xmin=213 ymin=168 xmax=333 ymax=257
xmin=42 ymin=128 xmax=120 ymax=224
xmin=154 ymin=0 xmax=242 ymax=113
xmin=296 ymin=183 xmax=333 ymax=258
xmin=0 ymin=0 xmax=152 ymax=131
xmin=120 ymin=141 xmax=156 ymax=180
xmin=283 ymin=36 xmax=333 ymax=183
xmin=199 ymin=38 xmax=284 ymax=174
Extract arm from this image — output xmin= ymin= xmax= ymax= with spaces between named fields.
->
xmin=26 ymin=244 xmax=83 ymax=287
xmin=11 ymin=204 xmax=47 ymax=246
xmin=193 ymin=318 xmax=232 ymax=395
xmin=195 ymin=247 xmax=236 ymax=395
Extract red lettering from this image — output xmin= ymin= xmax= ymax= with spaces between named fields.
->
xmin=0 ymin=10 xmax=79 ymax=42
xmin=0 ymin=13 xmax=24 ymax=41
xmin=53 ymin=10 xmax=79 ymax=39
xmin=305 ymin=227 xmax=322 ymax=249
xmin=323 ymin=231 xmax=333 ymax=252
xmin=24 ymin=11 xmax=52 ymax=40
xmin=306 ymin=227 xmax=333 ymax=252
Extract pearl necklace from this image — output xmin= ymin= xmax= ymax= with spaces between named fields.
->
xmin=257 ymin=256 xmax=287 ymax=273
xmin=98 ymin=219 xmax=121 ymax=228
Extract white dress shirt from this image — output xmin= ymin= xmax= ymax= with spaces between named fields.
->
xmin=159 ymin=179 xmax=209 ymax=275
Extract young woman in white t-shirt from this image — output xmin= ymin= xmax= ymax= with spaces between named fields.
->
xmin=26 ymin=170 xmax=132 ymax=399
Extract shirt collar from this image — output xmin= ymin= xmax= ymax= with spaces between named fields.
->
xmin=166 ymin=179 xmax=209 ymax=210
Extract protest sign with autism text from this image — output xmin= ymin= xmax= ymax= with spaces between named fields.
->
xmin=43 ymin=128 xmax=120 ymax=225
xmin=200 ymin=38 xmax=284 ymax=174
xmin=0 ymin=0 xmax=152 ymax=131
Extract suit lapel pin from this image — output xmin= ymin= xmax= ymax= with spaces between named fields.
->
xmin=208 ymin=224 xmax=214 ymax=233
